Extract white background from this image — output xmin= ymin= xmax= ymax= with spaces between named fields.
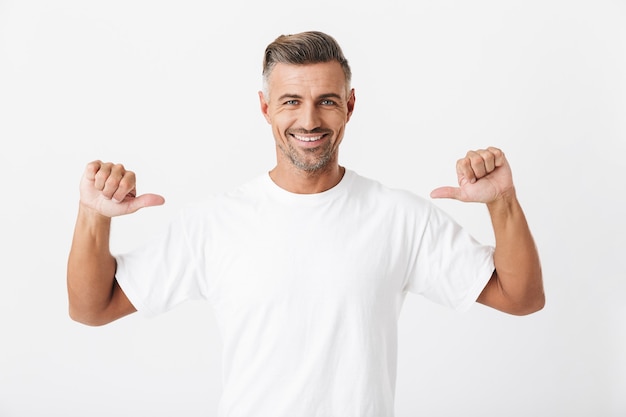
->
xmin=1 ymin=0 xmax=625 ymax=416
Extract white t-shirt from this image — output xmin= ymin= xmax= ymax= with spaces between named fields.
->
xmin=115 ymin=169 xmax=495 ymax=417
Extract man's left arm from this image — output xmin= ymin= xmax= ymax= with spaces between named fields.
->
xmin=431 ymin=147 xmax=544 ymax=315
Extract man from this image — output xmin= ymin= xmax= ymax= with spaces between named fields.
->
xmin=67 ymin=31 xmax=544 ymax=416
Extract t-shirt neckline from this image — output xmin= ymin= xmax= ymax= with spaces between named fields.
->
xmin=262 ymin=169 xmax=355 ymax=204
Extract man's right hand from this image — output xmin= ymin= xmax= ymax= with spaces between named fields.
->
xmin=80 ymin=160 xmax=165 ymax=217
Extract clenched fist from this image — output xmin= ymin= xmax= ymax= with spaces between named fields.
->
xmin=430 ymin=147 xmax=515 ymax=204
xmin=79 ymin=161 xmax=165 ymax=217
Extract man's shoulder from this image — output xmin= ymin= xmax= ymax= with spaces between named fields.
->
xmin=175 ymin=174 xmax=266 ymax=216
xmin=348 ymin=170 xmax=430 ymax=207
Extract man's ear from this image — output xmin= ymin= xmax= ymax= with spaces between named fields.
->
xmin=346 ymin=88 xmax=356 ymax=122
xmin=258 ymin=91 xmax=271 ymax=124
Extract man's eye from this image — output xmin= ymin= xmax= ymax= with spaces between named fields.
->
xmin=321 ymin=99 xmax=335 ymax=105
xmin=285 ymin=100 xmax=299 ymax=105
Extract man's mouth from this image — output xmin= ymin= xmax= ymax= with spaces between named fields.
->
xmin=292 ymin=133 xmax=325 ymax=142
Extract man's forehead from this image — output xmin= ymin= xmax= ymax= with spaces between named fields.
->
xmin=268 ymin=61 xmax=348 ymax=92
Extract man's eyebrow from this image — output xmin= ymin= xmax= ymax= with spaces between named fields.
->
xmin=277 ymin=93 xmax=303 ymax=101
xmin=318 ymin=93 xmax=343 ymax=100
xmin=276 ymin=93 xmax=344 ymax=101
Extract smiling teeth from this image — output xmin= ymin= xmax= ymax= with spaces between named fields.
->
xmin=294 ymin=134 xmax=323 ymax=142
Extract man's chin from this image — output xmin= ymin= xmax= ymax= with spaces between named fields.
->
xmin=292 ymin=156 xmax=334 ymax=173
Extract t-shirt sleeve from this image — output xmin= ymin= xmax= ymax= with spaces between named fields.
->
xmin=114 ymin=208 xmax=207 ymax=317
xmin=404 ymin=203 xmax=495 ymax=312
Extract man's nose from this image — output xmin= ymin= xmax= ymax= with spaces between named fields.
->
xmin=299 ymin=103 xmax=321 ymax=131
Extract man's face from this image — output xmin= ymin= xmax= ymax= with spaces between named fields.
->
xmin=259 ymin=61 xmax=355 ymax=173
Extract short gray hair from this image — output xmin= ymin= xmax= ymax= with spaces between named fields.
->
xmin=262 ymin=31 xmax=352 ymax=98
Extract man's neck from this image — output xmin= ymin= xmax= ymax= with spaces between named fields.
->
xmin=269 ymin=164 xmax=345 ymax=194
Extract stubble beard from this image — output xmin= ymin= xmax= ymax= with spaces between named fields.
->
xmin=280 ymin=136 xmax=335 ymax=173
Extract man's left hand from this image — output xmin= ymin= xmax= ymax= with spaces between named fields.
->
xmin=430 ymin=146 xmax=514 ymax=204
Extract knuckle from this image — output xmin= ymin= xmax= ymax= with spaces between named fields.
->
xmin=118 ymin=174 xmax=134 ymax=189
xmin=456 ymin=158 xmax=469 ymax=169
xmin=86 ymin=160 xmax=101 ymax=170
xmin=487 ymin=147 xmax=503 ymax=158
xmin=468 ymin=153 xmax=483 ymax=165
xmin=109 ymin=163 xmax=125 ymax=176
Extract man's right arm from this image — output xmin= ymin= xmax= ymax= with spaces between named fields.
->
xmin=67 ymin=161 xmax=165 ymax=326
